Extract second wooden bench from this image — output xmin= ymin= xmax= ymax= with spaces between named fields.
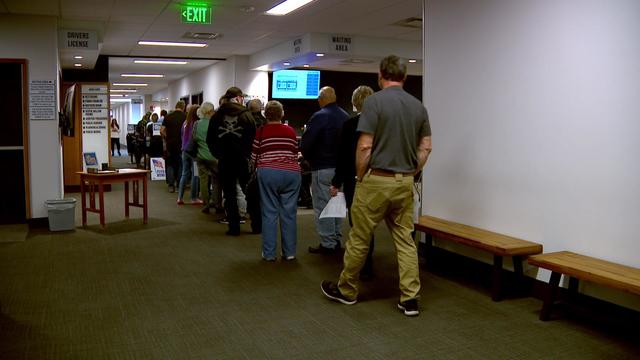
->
xmin=414 ymin=215 xmax=543 ymax=301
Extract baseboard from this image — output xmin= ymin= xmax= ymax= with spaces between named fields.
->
xmin=27 ymin=217 xmax=48 ymax=229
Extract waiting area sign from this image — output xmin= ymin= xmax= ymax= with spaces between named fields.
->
xmin=181 ymin=5 xmax=212 ymax=24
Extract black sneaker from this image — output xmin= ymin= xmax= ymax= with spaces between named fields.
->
xmin=397 ymin=299 xmax=419 ymax=317
xmin=321 ymin=281 xmax=356 ymax=305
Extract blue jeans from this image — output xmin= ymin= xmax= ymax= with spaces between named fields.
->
xmin=311 ymin=168 xmax=343 ymax=249
xmin=258 ymin=168 xmax=301 ymax=259
xmin=178 ymin=151 xmax=200 ymax=201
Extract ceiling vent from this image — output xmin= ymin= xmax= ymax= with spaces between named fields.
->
xmin=393 ymin=17 xmax=422 ymax=29
xmin=183 ymin=32 xmax=222 ymax=40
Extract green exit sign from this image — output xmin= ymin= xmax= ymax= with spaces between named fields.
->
xmin=181 ymin=5 xmax=212 ymax=24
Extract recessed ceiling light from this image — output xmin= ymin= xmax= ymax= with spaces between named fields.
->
xmin=316 ymin=53 xmax=324 ymax=57
xmin=134 ymin=59 xmax=189 ymax=65
xmin=121 ymin=74 xmax=164 ymax=78
xmin=408 ymin=59 xmax=417 ymax=63
xmin=113 ymin=83 xmax=148 ymax=87
xmin=303 ymin=64 xmax=310 ymax=68
xmin=74 ymin=55 xmax=83 ymax=59
xmin=266 ymin=0 xmax=316 ymax=16
xmin=138 ymin=40 xmax=207 ymax=48
xmin=110 ymin=89 xmax=137 ymax=93
xmin=74 ymin=63 xmax=82 ymax=67
xmin=283 ymin=62 xmax=291 ymax=66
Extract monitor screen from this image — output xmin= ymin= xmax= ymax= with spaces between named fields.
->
xmin=272 ymin=70 xmax=320 ymax=99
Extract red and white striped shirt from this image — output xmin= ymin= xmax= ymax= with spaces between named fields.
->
xmin=252 ymin=123 xmax=301 ymax=173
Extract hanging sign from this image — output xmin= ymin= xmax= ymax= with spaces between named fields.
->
xmin=181 ymin=5 xmax=212 ymax=24
xmin=330 ymin=35 xmax=352 ymax=53
xmin=59 ymin=29 xmax=98 ymax=50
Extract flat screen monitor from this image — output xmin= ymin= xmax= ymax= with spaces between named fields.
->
xmin=272 ymin=70 xmax=320 ymax=99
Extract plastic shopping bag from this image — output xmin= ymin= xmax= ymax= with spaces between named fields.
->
xmin=319 ymin=192 xmax=348 ymax=218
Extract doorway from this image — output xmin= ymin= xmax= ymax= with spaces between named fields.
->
xmin=0 ymin=60 xmax=30 ymax=224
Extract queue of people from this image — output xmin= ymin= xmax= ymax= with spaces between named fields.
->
xmin=117 ymin=54 xmax=431 ymax=317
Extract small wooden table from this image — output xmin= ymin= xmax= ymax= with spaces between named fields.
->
xmin=77 ymin=169 xmax=150 ymax=228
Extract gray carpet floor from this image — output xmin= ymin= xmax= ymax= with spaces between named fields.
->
xmin=0 ymin=154 xmax=638 ymax=359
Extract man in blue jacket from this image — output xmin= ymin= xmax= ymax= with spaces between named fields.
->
xmin=301 ymin=86 xmax=349 ymax=254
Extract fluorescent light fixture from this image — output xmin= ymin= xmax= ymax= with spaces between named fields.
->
xmin=303 ymin=64 xmax=310 ymax=68
xmin=283 ymin=62 xmax=291 ymax=66
xmin=408 ymin=59 xmax=417 ymax=63
xmin=110 ymin=94 xmax=125 ymax=97
xmin=266 ymin=0 xmax=316 ymax=15
xmin=74 ymin=55 xmax=83 ymax=59
xmin=134 ymin=59 xmax=189 ymax=65
xmin=138 ymin=40 xmax=207 ymax=48
xmin=74 ymin=63 xmax=82 ymax=67
xmin=113 ymin=83 xmax=148 ymax=87
xmin=316 ymin=53 xmax=324 ymax=57
xmin=110 ymin=89 xmax=137 ymax=93
xmin=110 ymin=98 xmax=131 ymax=103
xmin=121 ymin=74 xmax=164 ymax=78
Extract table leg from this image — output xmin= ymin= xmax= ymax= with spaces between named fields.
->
xmin=124 ymin=180 xmax=130 ymax=218
xmin=98 ymin=181 xmax=105 ymax=228
xmin=80 ymin=177 xmax=87 ymax=227
xmin=142 ymin=175 xmax=148 ymax=224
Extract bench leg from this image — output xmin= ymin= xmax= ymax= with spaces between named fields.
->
xmin=568 ymin=276 xmax=580 ymax=302
xmin=540 ymin=271 xmax=561 ymax=321
xmin=512 ymin=256 xmax=525 ymax=296
xmin=491 ymin=255 xmax=503 ymax=301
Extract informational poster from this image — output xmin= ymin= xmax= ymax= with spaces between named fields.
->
xmin=29 ymin=80 xmax=56 ymax=120
xmin=127 ymin=124 xmax=136 ymax=134
xmin=150 ymin=157 xmax=166 ymax=180
xmin=153 ymin=123 xmax=161 ymax=136
xmin=81 ymin=84 xmax=109 ymax=170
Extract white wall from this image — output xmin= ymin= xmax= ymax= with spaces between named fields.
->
xmin=165 ymin=56 xmax=268 ymax=108
xmin=0 ymin=15 xmax=62 ymax=218
xmin=423 ymin=0 xmax=640 ymax=309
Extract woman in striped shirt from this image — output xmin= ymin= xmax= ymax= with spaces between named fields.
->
xmin=252 ymin=101 xmax=301 ymax=261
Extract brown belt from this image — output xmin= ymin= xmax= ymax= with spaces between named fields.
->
xmin=370 ymin=169 xmax=413 ymax=177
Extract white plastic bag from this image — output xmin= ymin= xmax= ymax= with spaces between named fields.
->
xmin=319 ymin=192 xmax=348 ymax=218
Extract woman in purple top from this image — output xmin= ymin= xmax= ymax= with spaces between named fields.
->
xmin=177 ymin=104 xmax=202 ymax=205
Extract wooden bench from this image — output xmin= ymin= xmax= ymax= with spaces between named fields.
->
xmin=414 ymin=215 xmax=543 ymax=301
xmin=528 ymin=251 xmax=640 ymax=321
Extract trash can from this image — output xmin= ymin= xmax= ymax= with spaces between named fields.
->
xmin=45 ymin=199 xmax=77 ymax=231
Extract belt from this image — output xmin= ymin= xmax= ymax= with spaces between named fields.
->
xmin=370 ymin=169 xmax=413 ymax=177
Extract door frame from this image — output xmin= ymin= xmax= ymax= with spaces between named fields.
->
xmin=0 ymin=59 xmax=31 ymax=219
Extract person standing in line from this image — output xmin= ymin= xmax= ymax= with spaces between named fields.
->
xmin=247 ymin=98 xmax=266 ymax=127
xmin=329 ymin=85 xmax=375 ymax=279
xmin=206 ymin=87 xmax=256 ymax=236
xmin=252 ymin=101 xmax=301 ymax=261
xmin=321 ymin=55 xmax=432 ymax=317
xmin=301 ymin=86 xmax=349 ymax=254
xmin=193 ymin=102 xmax=222 ymax=214
xmin=110 ymin=118 xmax=121 ymax=156
xmin=161 ymin=101 xmax=186 ymax=193
xmin=177 ymin=104 xmax=202 ymax=205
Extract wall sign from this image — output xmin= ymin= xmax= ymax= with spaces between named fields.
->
xmin=29 ymin=80 xmax=56 ymax=120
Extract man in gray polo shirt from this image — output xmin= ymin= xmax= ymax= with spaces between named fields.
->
xmin=321 ymin=55 xmax=432 ymax=316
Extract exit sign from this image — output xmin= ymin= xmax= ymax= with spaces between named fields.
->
xmin=181 ymin=5 xmax=212 ymax=24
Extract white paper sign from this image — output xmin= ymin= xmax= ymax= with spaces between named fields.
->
xmin=82 ymin=94 xmax=108 ymax=109
xmin=29 ymin=80 xmax=56 ymax=120
xmin=150 ymin=157 xmax=166 ymax=180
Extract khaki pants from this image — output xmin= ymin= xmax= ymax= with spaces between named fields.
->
xmin=338 ymin=172 xmax=420 ymax=302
